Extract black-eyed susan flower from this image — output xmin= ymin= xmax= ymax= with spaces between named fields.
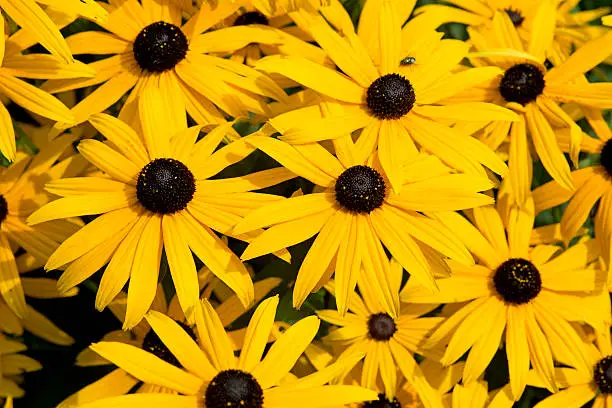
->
xmin=192 ymin=0 xmax=330 ymax=72
xmin=42 ymin=0 xmax=288 ymax=134
xmin=254 ymin=0 xmax=514 ymax=192
xmin=402 ymin=200 xmax=609 ymax=401
xmin=526 ymin=330 xmax=612 ymax=408
xmin=234 ymin=135 xmax=493 ymax=316
xmin=58 ymin=275 xmax=281 ymax=407
xmin=316 ymin=263 xmax=444 ymax=408
xmin=28 ymin=87 xmax=295 ymax=329
xmin=454 ymin=12 xmax=612 ymax=203
xmin=0 ymin=134 xmax=83 ymax=320
xmin=65 ymin=296 xmax=378 ymax=408
xmin=0 ymin=334 xmax=41 ymax=399
xmin=532 ymin=111 xmax=612 ymax=265
xmin=416 ymin=0 xmax=610 ymax=62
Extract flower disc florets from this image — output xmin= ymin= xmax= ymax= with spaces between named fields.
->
xmin=493 ymin=258 xmax=542 ymax=304
xmin=234 ymin=11 xmax=269 ymax=25
xmin=499 ymin=63 xmax=545 ymax=105
xmin=367 ymin=313 xmax=397 ymax=341
xmin=205 ymin=369 xmax=264 ymax=408
xmin=335 ymin=166 xmax=386 ymax=214
xmin=362 ymin=394 xmax=402 ymax=408
xmin=366 ymin=74 xmax=416 ymax=120
xmin=136 ymin=158 xmax=196 ymax=214
xmin=600 ymin=139 xmax=612 ymax=178
xmin=133 ymin=21 xmax=188 ymax=72
xmin=504 ymin=8 xmax=525 ymax=26
xmin=595 ymin=356 xmax=612 ymax=393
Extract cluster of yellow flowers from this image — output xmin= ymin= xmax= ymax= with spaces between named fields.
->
xmin=0 ymin=0 xmax=611 ymax=407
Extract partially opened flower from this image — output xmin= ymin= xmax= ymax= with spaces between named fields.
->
xmin=402 ymin=201 xmax=608 ymax=401
xmin=0 ymin=334 xmax=41 ymax=399
xmin=42 ymin=0 xmax=288 ymax=133
xmin=58 ymin=276 xmax=281 ymax=407
xmin=415 ymin=0 xmax=610 ymax=62
xmin=317 ymin=262 xmax=444 ymax=408
xmin=234 ymin=136 xmax=493 ymax=315
xmin=454 ymin=11 xmax=612 ymax=203
xmin=28 ymin=87 xmax=294 ymax=329
xmin=255 ymin=0 xmax=514 ymax=193
xmin=69 ymin=296 xmax=378 ymax=408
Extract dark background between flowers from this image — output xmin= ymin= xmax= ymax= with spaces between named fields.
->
xmin=6 ymin=0 xmax=612 ymax=406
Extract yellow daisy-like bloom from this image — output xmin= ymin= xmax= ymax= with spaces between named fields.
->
xmin=59 ymin=275 xmax=281 ymax=407
xmin=455 ymin=12 xmax=612 ymax=202
xmin=234 ymin=135 xmax=494 ymax=315
xmin=0 ymin=16 xmax=90 ymax=161
xmin=42 ymin=0 xmax=288 ymax=134
xmin=67 ymin=296 xmax=378 ymax=408
xmin=0 ymin=134 xmax=84 ymax=321
xmin=532 ymin=111 xmax=612 ymax=267
xmin=416 ymin=0 xmax=610 ymax=61
xmin=0 ymin=334 xmax=41 ymax=399
xmin=27 ymin=88 xmax=295 ymax=329
xmin=526 ymin=330 xmax=612 ymax=408
xmin=401 ymin=200 xmax=608 ymax=401
xmin=317 ymin=264 xmax=444 ymax=408
xmin=255 ymin=0 xmax=514 ymax=193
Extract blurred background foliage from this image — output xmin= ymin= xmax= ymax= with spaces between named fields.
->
xmin=11 ymin=0 xmax=612 ymax=406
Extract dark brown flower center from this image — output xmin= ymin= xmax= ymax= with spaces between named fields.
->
xmin=133 ymin=21 xmax=188 ymax=72
xmin=595 ymin=356 xmax=612 ymax=393
xmin=493 ymin=258 xmax=542 ymax=304
xmin=335 ymin=165 xmax=386 ymax=214
xmin=362 ymin=394 xmax=401 ymax=408
xmin=600 ymin=139 xmax=612 ymax=178
xmin=142 ymin=322 xmax=196 ymax=367
xmin=367 ymin=313 xmax=397 ymax=341
xmin=504 ymin=8 xmax=525 ymax=26
xmin=366 ymin=73 xmax=416 ymax=120
xmin=205 ymin=369 xmax=264 ymax=408
xmin=234 ymin=11 xmax=269 ymax=26
xmin=0 ymin=195 xmax=8 ymax=224
xmin=499 ymin=63 xmax=545 ymax=105
xmin=136 ymin=158 xmax=196 ymax=214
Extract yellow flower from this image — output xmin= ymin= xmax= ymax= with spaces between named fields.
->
xmin=234 ymin=135 xmax=494 ymax=316
xmin=455 ymin=12 xmax=612 ymax=203
xmin=27 ymin=87 xmax=294 ymax=329
xmin=415 ymin=0 xmax=610 ymax=62
xmin=533 ymin=111 xmax=612 ymax=269
xmin=58 ymin=275 xmax=281 ymax=407
xmin=0 ymin=334 xmax=41 ymax=399
xmin=525 ymin=329 xmax=612 ymax=408
xmin=317 ymin=260 xmax=444 ymax=408
xmin=0 ymin=135 xmax=83 ymax=320
xmin=69 ymin=296 xmax=378 ymax=408
xmin=402 ymin=201 xmax=608 ymax=401
xmin=255 ymin=0 xmax=514 ymax=193
xmin=42 ymin=0 xmax=288 ymax=135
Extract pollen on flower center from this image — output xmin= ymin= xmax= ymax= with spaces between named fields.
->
xmin=594 ymin=356 xmax=612 ymax=393
xmin=335 ymin=165 xmax=386 ymax=214
xmin=133 ymin=21 xmax=188 ymax=72
xmin=499 ymin=63 xmax=546 ymax=105
xmin=136 ymin=158 xmax=196 ymax=214
xmin=362 ymin=394 xmax=402 ymax=408
xmin=234 ymin=11 xmax=269 ymax=26
xmin=367 ymin=313 xmax=397 ymax=341
xmin=600 ymin=139 xmax=612 ymax=178
xmin=205 ymin=369 xmax=264 ymax=408
xmin=142 ymin=322 xmax=196 ymax=368
xmin=0 ymin=195 xmax=8 ymax=224
xmin=493 ymin=258 xmax=542 ymax=304
xmin=504 ymin=8 xmax=525 ymax=26
xmin=366 ymin=73 xmax=416 ymax=120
